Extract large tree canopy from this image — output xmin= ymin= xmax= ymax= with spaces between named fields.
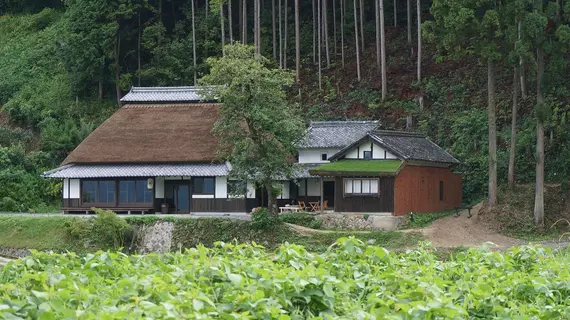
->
xmin=201 ymin=43 xmax=305 ymax=215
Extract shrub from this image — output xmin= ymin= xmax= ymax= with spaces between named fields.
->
xmin=63 ymin=217 xmax=91 ymax=241
xmin=90 ymin=208 xmax=132 ymax=250
xmin=279 ymin=212 xmax=322 ymax=229
xmin=251 ymin=207 xmax=280 ymax=230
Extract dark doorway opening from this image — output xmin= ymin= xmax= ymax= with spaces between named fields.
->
xmin=323 ymin=181 xmax=335 ymax=209
xmin=165 ymin=181 xmax=191 ymax=213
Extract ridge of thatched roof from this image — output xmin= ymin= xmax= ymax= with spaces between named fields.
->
xmin=62 ymin=103 xmax=220 ymax=165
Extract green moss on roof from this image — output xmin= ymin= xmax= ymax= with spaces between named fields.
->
xmin=310 ymin=160 xmax=403 ymax=175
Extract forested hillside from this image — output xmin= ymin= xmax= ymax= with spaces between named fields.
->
xmin=1 ymin=0 xmax=569 ymax=223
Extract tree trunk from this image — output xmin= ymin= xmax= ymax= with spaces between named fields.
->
xmin=242 ymin=0 xmax=247 ymax=44
xmin=416 ymin=0 xmax=421 ymax=84
xmin=508 ymin=66 xmax=520 ymax=188
xmin=324 ymin=0 xmax=330 ymax=68
xmin=239 ymin=0 xmax=243 ymax=42
xmin=265 ymin=182 xmax=278 ymax=217
xmin=98 ymin=79 xmax=103 ymax=100
xmin=333 ymin=0 xmax=337 ymax=57
xmin=318 ymin=0 xmax=322 ymax=89
xmin=137 ymin=12 xmax=141 ymax=86
xmin=229 ymin=0 xmax=233 ymax=42
xmin=273 ymin=0 xmax=277 ymax=60
xmin=192 ymin=0 xmax=197 ymax=85
xmin=313 ymin=0 xmax=317 ymax=65
xmin=407 ymin=0 xmax=411 ymax=44
xmin=206 ymin=0 xmax=209 ymax=19
xmin=254 ymin=0 xmax=259 ymax=52
xmin=284 ymin=0 xmax=288 ymax=69
xmin=295 ymin=0 xmax=300 ymax=81
xmin=114 ymin=33 xmax=122 ymax=108
xmin=341 ymin=0 xmax=345 ymax=67
xmin=380 ymin=0 xmax=386 ymax=100
xmin=534 ymin=48 xmax=545 ymax=228
xmin=406 ymin=115 xmax=413 ymax=131
xmin=359 ymin=0 xmax=364 ymax=52
xmin=375 ymin=0 xmax=380 ymax=69
xmin=394 ymin=0 xmax=398 ymax=27
xmin=487 ymin=59 xmax=497 ymax=206
xmin=353 ymin=0 xmax=361 ymax=81
xmin=518 ymin=21 xmax=527 ymax=99
xmin=279 ymin=0 xmax=283 ymax=67
xmin=257 ymin=0 xmax=261 ymax=54
xmin=221 ymin=1 xmax=226 ymax=54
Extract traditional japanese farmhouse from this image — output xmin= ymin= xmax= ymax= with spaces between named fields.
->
xmin=44 ymin=86 xmax=462 ymax=215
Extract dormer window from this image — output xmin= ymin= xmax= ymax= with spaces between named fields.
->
xmin=363 ymin=151 xmax=372 ymax=160
xmin=321 ymin=153 xmax=328 ymax=161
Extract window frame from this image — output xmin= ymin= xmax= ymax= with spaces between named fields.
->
xmin=81 ymin=179 xmax=117 ymax=206
xmin=118 ymin=179 xmax=154 ymax=206
xmin=321 ymin=153 xmax=328 ymax=161
xmin=439 ymin=181 xmax=444 ymax=201
xmin=193 ymin=177 xmax=216 ymax=195
xmin=343 ymin=178 xmax=380 ymax=197
xmin=363 ymin=150 xmax=372 ymax=160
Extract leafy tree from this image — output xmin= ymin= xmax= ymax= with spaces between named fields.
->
xmin=201 ymin=44 xmax=305 ymax=216
xmin=426 ymin=0 xmax=505 ymax=206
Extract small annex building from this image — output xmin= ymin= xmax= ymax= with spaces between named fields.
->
xmin=44 ymin=86 xmax=462 ymax=215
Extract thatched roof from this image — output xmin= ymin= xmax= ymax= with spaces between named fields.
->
xmin=62 ymin=104 xmax=220 ymax=165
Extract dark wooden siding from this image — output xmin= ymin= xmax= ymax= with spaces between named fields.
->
xmin=334 ymin=177 xmax=395 ymax=212
xmin=192 ymin=199 xmax=247 ymax=212
xmin=394 ymin=165 xmax=462 ymax=216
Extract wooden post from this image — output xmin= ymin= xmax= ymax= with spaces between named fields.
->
xmin=304 ymin=179 xmax=308 ymax=204
xmin=320 ymin=177 xmax=324 ymax=213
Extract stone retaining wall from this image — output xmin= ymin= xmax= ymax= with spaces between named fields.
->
xmin=316 ymin=213 xmax=403 ymax=231
xmin=134 ymin=222 xmax=175 ymax=254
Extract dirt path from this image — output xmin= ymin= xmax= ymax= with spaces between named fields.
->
xmin=406 ymin=203 xmax=523 ymax=249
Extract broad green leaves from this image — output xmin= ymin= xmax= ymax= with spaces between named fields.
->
xmin=1 ymin=241 xmax=569 ymax=319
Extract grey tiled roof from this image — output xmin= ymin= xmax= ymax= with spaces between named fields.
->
xmin=43 ymin=163 xmax=229 ymax=179
xmin=300 ymin=121 xmax=380 ymax=149
xmin=369 ymin=131 xmax=460 ymax=164
xmin=120 ymin=86 xmax=217 ymax=103
xmin=292 ymin=163 xmax=320 ymax=179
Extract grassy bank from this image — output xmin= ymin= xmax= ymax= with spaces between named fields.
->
xmin=0 ymin=216 xmax=77 ymax=251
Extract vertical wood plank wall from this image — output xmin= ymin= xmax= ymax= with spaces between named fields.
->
xmin=393 ymin=166 xmax=462 ymax=216
xmin=334 ymin=176 xmax=395 ymax=212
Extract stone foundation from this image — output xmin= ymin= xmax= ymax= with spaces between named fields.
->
xmin=316 ymin=213 xmax=403 ymax=231
xmin=135 ymin=222 xmax=175 ymax=254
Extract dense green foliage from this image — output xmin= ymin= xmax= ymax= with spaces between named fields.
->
xmin=64 ymin=209 xmax=133 ymax=250
xmin=1 ymin=241 xmax=569 ymax=318
xmin=279 ymin=212 xmax=323 ymax=229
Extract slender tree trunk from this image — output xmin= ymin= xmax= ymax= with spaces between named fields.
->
xmin=333 ymin=0 xmax=337 ymax=57
xmin=394 ymin=0 xmax=398 ymax=27
xmin=353 ymin=0 xmax=361 ymax=81
xmin=192 ymin=0 xmax=197 ymax=85
xmin=375 ymin=0 xmax=380 ymax=69
xmin=98 ymin=79 xmax=103 ymax=100
xmin=318 ymin=0 xmax=322 ymax=89
xmin=295 ymin=0 xmax=300 ymax=81
xmin=341 ymin=0 xmax=345 ymax=67
xmin=359 ymin=0 xmax=364 ymax=52
xmin=380 ymin=0 xmax=386 ymax=100
xmin=114 ymin=33 xmax=122 ymax=108
xmin=534 ymin=48 xmax=545 ymax=228
xmin=242 ymin=0 xmax=247 ymax=44
xmin=417 ymin=0 xmax=421 ymax=84
xmin=257 ymin=0 xmax=261 ymax=54
xmin=265 ymin=182 xmax=278 ymax=217
xmin=206 ymin=0 xmax=209 ymax=18
xmin=229 ymin=0 xmax=233 ymax=42
xmin=137 ymin=12 xmax=141 ymax=86
xmin=273 ymin=0 xmax=277 ymax=60
xmin=254 ymin=0 xmax=259 ymax=51
xmin=221 ymin=1 xmax=226 ymax=54
xmin=324 ymin=0 xmax=330 ymax=68
xmin=313 ymin=0 xmax=317 ymax=65
xmin=279 ymin=0 xmax=283 ymax=67
xmin=407 ymin=0 xmax=411 ymax=44
xmin=518 ymin=21 xmax=527 ymax=99
xmin=508 ymin=66 xmax=520 ymax=188
xmin=239 ymin=0 xmax=243 ymax=42
xmin=487 ymin=60 xmax=497 ymax=206
xmin=284 ymin=0 xmax=288 ymax=69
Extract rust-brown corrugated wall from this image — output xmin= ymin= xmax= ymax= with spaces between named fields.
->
xmin=393 ymin=165 xmax=462 ymax=216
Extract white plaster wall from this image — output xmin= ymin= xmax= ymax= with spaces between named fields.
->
xmin=63 ymin=179 xmax=69 ymax=199
xmin=69 ymin=179 xmax=80 ymax=199
xmin=298 ymin=179 xmax=306 ymax=196
xmin=155 ymin=177 xmax=165 ymax=198
xmin=215 ymin=176 xmax=228 ymax=198
xmin=246 ymin=181 xmax=256 ymax=199
xmin=193 ymin=194 xmax=215 ymax=199
xmin=298 ymin=148 xmax=340 ymax=163
xmin=345 ymin=140 xmax=398 ymax=159
xmin=307 ymin=179 xmax=321 ymax=196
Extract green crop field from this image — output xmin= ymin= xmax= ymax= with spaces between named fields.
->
xmin=1 ymin=240 xmax=569 ymax=319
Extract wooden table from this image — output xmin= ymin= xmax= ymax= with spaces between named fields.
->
xmin=279 ymin=206 xmax=301 ymax=213
xmin=309 ymin=202 xmax=321 ymax=212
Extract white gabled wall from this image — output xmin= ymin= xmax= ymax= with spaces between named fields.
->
xmin=298 ymin=148 xmax=341 ymax=163
xmin=345 ymin=140 xmax=398 ymax=159
xmin=63 ymin=179 xmax=80 ymax=199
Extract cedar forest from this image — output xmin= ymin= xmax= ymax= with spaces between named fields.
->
xmin=1 ymin=0 xmax=570 ymax=228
